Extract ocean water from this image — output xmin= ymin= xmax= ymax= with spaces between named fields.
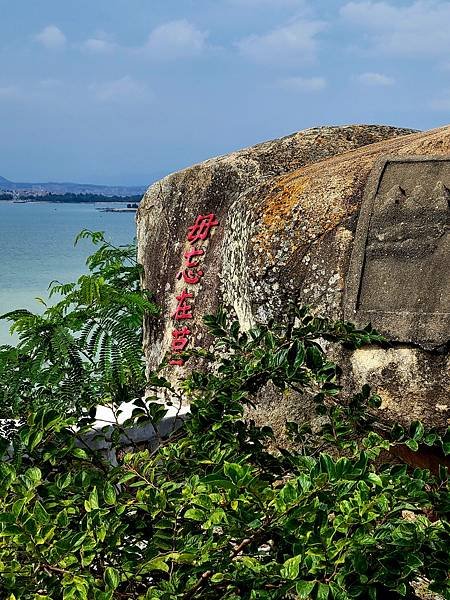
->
xmin=0 ymin=202 xmax=137 ymax=345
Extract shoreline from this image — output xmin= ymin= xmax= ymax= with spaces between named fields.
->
xmin=0 ymin=199 xmax=137 ymax=206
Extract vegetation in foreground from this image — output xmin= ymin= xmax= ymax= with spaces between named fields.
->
xmin=0 ymin=233 xmax=448 ymax=600
xmin=0 ymin=230 xmax=157 ymax=426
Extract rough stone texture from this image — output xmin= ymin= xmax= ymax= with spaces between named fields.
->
xmin=345 ymin=156 xmax=449 ymax=349
xmin=137 ymin=124 xmax=450 ymax=434
xmin=137 ymin=125 xmax=415 ymax=363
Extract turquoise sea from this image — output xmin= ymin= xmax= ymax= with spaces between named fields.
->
xmin=0 ymin=201 xmax=137 ymax=344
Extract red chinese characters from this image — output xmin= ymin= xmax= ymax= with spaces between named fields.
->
xmin=171 ymin=326 xmax=191 ymax=351
xmin=178 ymin=268 xmax=204 ymax=285
xmin=172 ymin=290 xmax=193 ymax=320
xmin=169 ymin=213 xmax=219 ymax=366
xmin=184 ymin=248 xmax=204 ymax=266
xmin=187 ymin=214 xmax=219 ymax=243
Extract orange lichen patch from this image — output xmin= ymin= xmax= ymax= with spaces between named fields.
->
xmin=251 ymin=160 xmax=369 ymax=268
xmin=261 ymin=175 xmax=311 ymax=229
xmin=250 ymin=123 xmax=450 ymax=272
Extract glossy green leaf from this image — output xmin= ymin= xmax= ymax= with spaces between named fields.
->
xmin=295 ymin=581 xmax=316 ymax=599
xmin=104 ymin=567 xmax=120 ymax=590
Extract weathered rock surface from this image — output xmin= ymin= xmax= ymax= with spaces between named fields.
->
xmin=137 ymin=125 xmax=414 ymax=361
xmin=137 ymin=124 xmax=449 ymax=434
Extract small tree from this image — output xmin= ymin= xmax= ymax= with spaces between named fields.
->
xmin=0 ymin=230 xmax=158 ymax=423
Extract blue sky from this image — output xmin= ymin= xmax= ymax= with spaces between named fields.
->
xmin=0 ymin=0 xmax=449 ymax=185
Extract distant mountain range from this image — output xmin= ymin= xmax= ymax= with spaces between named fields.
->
xmin=0 ymin=175 xmax=146 ymax=197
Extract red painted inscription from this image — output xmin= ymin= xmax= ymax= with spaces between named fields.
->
xmin=169 ymin=213 xmax=219 ymax=366
xmin=187 ymin=214 xmax=219 ymax=243
xmin=172 ymin=289 xmax=194 ymax=321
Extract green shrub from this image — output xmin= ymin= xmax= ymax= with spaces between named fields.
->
xmin=0 ymin=303 xmax=449 ymax=599
xmin=0 ymin=230 xmax=158 ymax=422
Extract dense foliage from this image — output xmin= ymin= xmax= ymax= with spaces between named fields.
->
xmin=0 ymin=230 xmax=157 ymax=422
xmin=0 ymin=235 xmax=449 ymax=599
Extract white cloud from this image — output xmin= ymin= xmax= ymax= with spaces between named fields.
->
xmin=340 ymin=1 xmax=450 ymax=58
xmin=357 ymin=72 xmax=395 ymax=86
xmin=82 ymin=38 xmax=116 ymax=54
xmin=81 ymin=31 xmax=116 ymax=54
xmin=35 ymin=25 xmax=66 ymax=49
xmin=89 ymin=76 xmax=153 ymax=103
xmin=278 ymin=75 xmax=326 ymax=92
xmin=341 ymin=1 xmax=397 ymax=28
xmin=143 ymin=20 xmax=207 ymax=60
xmin=237 ymin=19 xmax=325 ymax=65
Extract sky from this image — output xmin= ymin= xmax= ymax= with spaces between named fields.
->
xmin=0 ymin=0 xmax=449 ymax=186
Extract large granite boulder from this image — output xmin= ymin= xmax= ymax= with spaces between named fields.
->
xmin=137 ymin=124 xmax=449 ymax=434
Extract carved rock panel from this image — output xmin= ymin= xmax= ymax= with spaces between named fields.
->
xmin=345 ymin=156 xmax=450 ymax=349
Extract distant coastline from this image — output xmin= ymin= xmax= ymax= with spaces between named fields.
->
xmin=0 ymin=173 xmax=146 ymax=197
xmin=96 ymin=206 xmax=138 ymax=213
xmin=0 ymin=192 xmax=143 ymax=204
